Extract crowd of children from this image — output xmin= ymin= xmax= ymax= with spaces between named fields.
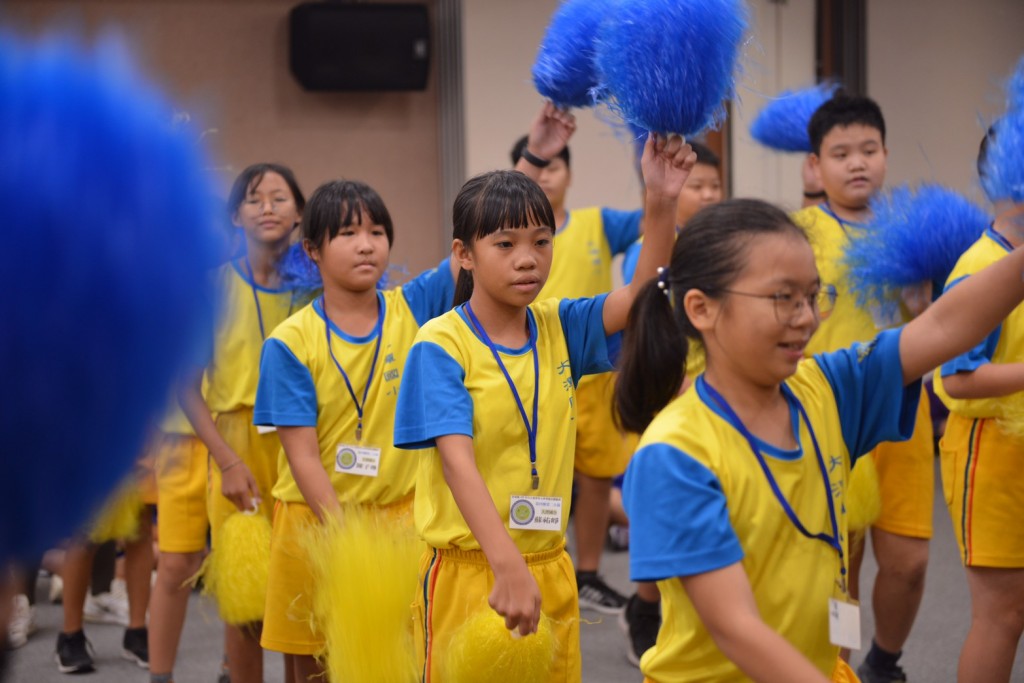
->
xmin=5 ymin=59 xmax=1024 ymax=683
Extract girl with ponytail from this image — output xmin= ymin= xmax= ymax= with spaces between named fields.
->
xmin=616 ymin=197 xmax=1024 ymax=682
xmin=393 ymin=103 xmax=696 ymax=682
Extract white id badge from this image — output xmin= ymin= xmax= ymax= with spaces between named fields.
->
xmin=256 ymin=425 xmax=277 ymax=434
xmin=508 ymin=496 xmax=562 ymax=532
xmin=828 ymin=598 xmax=861 ymax=650
xmin=334 ymin=444 xmax=381 ymax=478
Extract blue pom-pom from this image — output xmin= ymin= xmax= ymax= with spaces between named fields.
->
xmin=596 ymin=0 xmax=748 ymax=135
xmin=844 ymin=184 xmax=991 ymax=310
xmin=981 ymin=57 xmax=1024 ymax=203
xmin=280 ymin=243 xmax=323 ymax=294
xmin=532 ymin=0 xmax=615 ymax=108
xmin=750 ymin=82 xmax=839 ymax=153
xmin=0 ymin=35 xmax=220 ymax=561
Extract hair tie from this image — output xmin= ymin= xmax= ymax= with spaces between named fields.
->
xmin=656 ymin=266 xmax=671 ymax=295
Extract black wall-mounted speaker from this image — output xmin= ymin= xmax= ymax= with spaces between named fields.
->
xmin=289 ymin=3 xmax=430 ymax=92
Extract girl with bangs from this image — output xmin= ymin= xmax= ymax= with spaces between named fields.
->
xmin=393 ymin=104 xmax=696 ymax=682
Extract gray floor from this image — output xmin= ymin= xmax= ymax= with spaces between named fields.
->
xmin=6 ymin=458 xmax=1024 ymax=681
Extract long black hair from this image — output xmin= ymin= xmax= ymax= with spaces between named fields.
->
xmin=615 ymin=198 xmax=807 ymax=433
xmin=451 ymin=170 xmax=555 ymax=306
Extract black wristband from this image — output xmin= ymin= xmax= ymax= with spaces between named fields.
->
xmin=521 ymin=147 xmax=551 ymax=168
xmin=803 ymin=190 xmax=826 ymax=199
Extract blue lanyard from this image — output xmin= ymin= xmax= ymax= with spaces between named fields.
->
xmin=243 ymin=255 xmax=295 ymax=341
xmin=464 ymin=302 xmax=540 ymax=490
xmin=701 ymin=380 xmax=846 ymax=587
xmin=821 ymin=201 xmax=861 ymax=237
xmin=243 ymin=256 xmax=268 ymax=340
xmin=322 ymin=295 xmax=384 ymax=443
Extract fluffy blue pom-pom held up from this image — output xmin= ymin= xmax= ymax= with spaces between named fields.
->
xmin=0 ymin=35 xmax=220 ymax=562
xmin=981 ymin=57 xmax=1024 ymax=203
xmin=844 ymin=184 xmax=991 ymax=311
xmin=750 ymin=82 xmax=839 ymax=153
xmin=532 ymin=0 xmax=615 ymax=108
xmin=596 ymin=0 xmax=749 ymax=135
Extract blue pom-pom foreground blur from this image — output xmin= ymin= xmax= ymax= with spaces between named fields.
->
xmin=750 ymin=82 xmax=839 ymax=153
xmin=596 ymin=0 xmax=748 ymax=135
xmin=0 ymin=35 xmax=220 ymax=561
xmin=981 ymin=56 xmax=1024 ymax=202
xmin=532 ymin=0 xmax=615 ymax=108
xmin=844 ymin=184 xmax=990 ymax=309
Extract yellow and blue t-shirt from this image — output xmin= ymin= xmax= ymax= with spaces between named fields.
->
xmin=205 ymin=260 xmax=305 ymax=414
xmin=624 ymin=329 xmax=920 ymax=682
xmin=253 ymin=259 xmax=453 ymax=505
xmin=792 ymin=204 xmax=881 ymax=355
xmin=393 ymin=296 xmax=613 ymax=553
xmin=537 ymin=207 xmax=641 ymax=300
xmin=935 ymin=228 xmax=1024 ymax=418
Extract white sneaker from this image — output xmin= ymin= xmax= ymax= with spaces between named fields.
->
xmin=7 ymin=594 xmax=36 ymax=649
xmin=48 ymin=574 xmax=64 ymax=604
xmin=83 ymin=580 xmax=129 ymax=626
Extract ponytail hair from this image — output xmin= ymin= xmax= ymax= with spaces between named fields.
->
xmin=615 ymin=198 xmax=806 ymax=432
xmin=450 ymin=170 xmax=555 ymax=307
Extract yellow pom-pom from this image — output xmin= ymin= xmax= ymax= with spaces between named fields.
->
xmin=846 ymin=456 xmax=882 ymax=533
xmin=199 ymin=512 xmax=271 ymax=625
xmin=88 ymin=483 xmax=143 ymax=543
xmin=445 ymin=608 xmax=557 ymax=683
xmin=302 ymin=504 xmax=422 ymax=683
xmin=996 ymin=391 xmax=1024 ymax=441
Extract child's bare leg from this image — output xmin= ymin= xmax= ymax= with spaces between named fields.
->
xmin=958 ymin=567 xmax=1024 ymax=683
xmin=148 ymin=550 xmax=203 ymax=676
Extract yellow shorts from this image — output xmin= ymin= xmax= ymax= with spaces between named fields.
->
xmin=574 ymin=372 xmax=632 ymax=479
xmin=153 ymin=432 xmax=209 ymax=554
xmin=869 ymin=388 xmax=935 ymax=539
xmin=940 ymin=413 xmax=1024 ymax=568
xmin=831 ymin=657 xmax=861 ymax=682
xmin=261 ymin=497 xmax=415 ymax=655
xmin=207 ymin=409 xmax=278 ymax=550
xmin=414 ymin=544 xmax=581 ymax=683
xmin=261 ymin=501 xmax=320 ymax=655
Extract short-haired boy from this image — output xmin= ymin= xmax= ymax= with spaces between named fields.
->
xmin=793 ymin=94 xmax=933 ymax=683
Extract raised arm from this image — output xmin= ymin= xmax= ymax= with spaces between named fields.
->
xmin=435 ymin=434 xmax=541 ymax=636
xmin=513 ymin=102 xmax=577 ymax=181
xmin=900 ymin=246 xmax=1024 ymax=384
xmin=683 ymin=565 xmax=830 ymax=683
xmin=602 ymin=133 xmax=696 ymax=334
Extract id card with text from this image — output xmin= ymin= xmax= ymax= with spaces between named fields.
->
xmin=334 ymin=444 xmax=381 ymax=478
xmin=508 ymin=496 xmax=562 ymax=532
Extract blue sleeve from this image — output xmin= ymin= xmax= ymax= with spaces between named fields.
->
xmin=253 ymin=339 xmax=318 ymax=427
xmin=601 ymin=207 xmax=643 ymax=256
xmin=558 ymin=294 xmax=613 ymax=385
xmin=624 ymin=444 xmax=743 ymax=581
xmin=814 ymin=327 xmax=921 ymax=460
xmin=399 ymin=257 xmax=454 ymax=326
xmin=393 ymin=341 xmax=474 ymax=449
xmin=620 ymin=239 xmax=642 ymax=285
xmin=939 ymin=275 xmax=1000 ymax=377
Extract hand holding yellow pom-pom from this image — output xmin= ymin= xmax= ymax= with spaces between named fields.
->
xmin=445 ymin=608 xmax=557 ymax=683
xmin=198 ymin=510 xmax=271 ymax=625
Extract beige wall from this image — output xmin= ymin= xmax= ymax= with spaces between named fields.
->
xmin=2 ymin=0 xmax=447 ymax=272
xmin=462 ymin=0 xmax=644 ymax=215
xmin=868 ymin=0 xmax=1024 ymax=203
xmin=730 ymin=0 xmax=816 ymax=211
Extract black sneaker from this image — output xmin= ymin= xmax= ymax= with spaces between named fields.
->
xmin=857 ymin=658 xmax=908 ymax=683
xmin=55 ymin=630 xmax=95 ymax=674
xmin=122 ymin=627 xmax=149 ymax=669
xmin=619 ymin=593 xmax=661 ymax=667
xmin=577 ymin=573 xmax=628 ymax=614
